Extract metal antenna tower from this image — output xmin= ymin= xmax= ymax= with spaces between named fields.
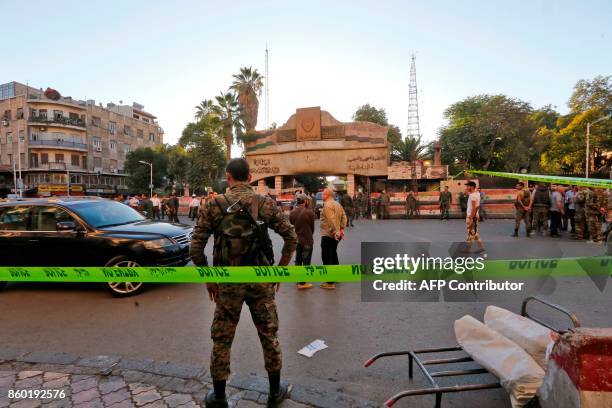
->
xmin=264 ymin=44 xmax=269 ymax=129
xmin=407 ymin=54 xmax=420 ymax=140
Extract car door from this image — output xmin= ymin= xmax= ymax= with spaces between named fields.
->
xmin=0 ymin=205 xmax=32 ymax=266
xmin=30 ymin=205 xmax=89 ymax=267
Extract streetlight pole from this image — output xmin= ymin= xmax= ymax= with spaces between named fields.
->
xmin=585 ymin=114 xmax=611 ymax=178
xmin=139 ymin=160 xmax=153 ymax=197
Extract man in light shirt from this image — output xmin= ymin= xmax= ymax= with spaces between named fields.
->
xmin=151 ymin=193 xmax=161 ymax=220
xmin=189 ymin=193 xmax=200 ymax=221
xmin=319 ymin=188 xmax=347 ymax=290
xmin=464 ymin=181 xmax=485 ymax=254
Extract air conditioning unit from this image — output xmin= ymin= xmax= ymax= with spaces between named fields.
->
xmin=110 ymin=168 xmax=117 ymax=174
xmin=1 ymin=120 xmax=8 ymax=127
xmin=95 ymin=146 xmax=102 ymax=152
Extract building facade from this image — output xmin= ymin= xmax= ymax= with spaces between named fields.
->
xmin=0 ymin=82 xmax=163 ymax=196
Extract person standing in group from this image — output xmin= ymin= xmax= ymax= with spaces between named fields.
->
xmin=478 ymin=188 xmax=488 ymax=221
xmin=573 ymin=186 xmax=587 ymax=240
xmin=584 ymin=187 xmax=604 ymax=243
xmin=340 ymin=191 xmax=354 ymax=227
xmin=379 ymin=190 xmax=390 ymax=220
xmin=353 ymin=191 xmax=361 ymax=220
xmin=512 ymin=182 xmax=532 ymax=237
xmin=165 ymin=192 xmax=180 ymax=223
xmin=290 ymin=194 xmax=315 ymax=290
xmin=375 ymin=191 xmax=382 ymax=219
xmin=140 ymin=193 xmax=153 ymax=219
xmin=320 ymin=188 xmax=347 ymax=290
xmin=458 ymin=190 xmax=468 ymax=218
xmin=464 ymin=181 xmax=485 ymax=254
xmin=549 ymin=184 xmax=564 ymax=237
xmin=563 ymin=186 xmax=576 ymax=233
xmin=406 ymin=189 xmax=418 ymax=219
xmin=150 ymin=193 xmax=161 ymax=220
xmin=189 ymin=194 xmax=200 ymax=221
xmin=128 ymin=194 xmax=140 ymax=210
xmin=438 ymin=186 xmax=452 ymax=220
xmin=190 ymin=158 xmax=297 ymax=408
xmin=531 ymin=184 xmax=551 ymax=235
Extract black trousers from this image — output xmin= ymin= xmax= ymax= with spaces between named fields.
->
xmin=321 ymin=236 xmax=339 ymax=284
xmin=550 ymin=211 xmax=562 ymax=236
xmin=296 ymin=243 xmax=313 ymax=285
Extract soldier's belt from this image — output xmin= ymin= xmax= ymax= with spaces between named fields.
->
xmin=0 ymin=256 xmax=609 ymax=283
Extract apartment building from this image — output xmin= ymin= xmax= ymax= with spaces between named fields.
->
xmin=0 ymin=81 xmax=163 ymax=196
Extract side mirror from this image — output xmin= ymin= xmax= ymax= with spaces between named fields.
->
xmin=56 ymin=221 xmax=77 ymax=231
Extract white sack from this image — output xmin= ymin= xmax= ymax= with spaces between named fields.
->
xmin=455 ymin=315 xmax=545 ymax=408
xmin=484 ymin=305 xmax=557 ymax=370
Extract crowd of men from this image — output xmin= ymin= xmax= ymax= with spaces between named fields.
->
xmin=513 ymin=182 xmax=610 ymax=243
xmin=114 ymin=191 xmax=209 ymax=223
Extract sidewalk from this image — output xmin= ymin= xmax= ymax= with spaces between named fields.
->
xmin=0 ymin=349 xmax=378 ymax=408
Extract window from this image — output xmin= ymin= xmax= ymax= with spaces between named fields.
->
xmin=109 ymin=140 xmax=117 ymax=151
xmin=0 ymin=83 xmax=15 ymax=100
xmin=82 ymin=156 xmax=87 ymax=169
xmin=93 ymin=157 xmax=102 ymax=168
xmin=30 ymin=132 xmax=39 ymax=141
xmin=39 ymin=109 xmax=48 ymax=119
xmin=16 ymin=108 xmax=23 ymax=119
xmin=124 ymin=125 xmax=132 ymax=136
xmin=93 ymin=138 xmax=102 ymax=149
xmin=69 ymin=112 xmax=79 ymax=120
xmin=29 ymin=153 xmax=38 ymax=168
xmin=71 ymin=154 xmax=80 ymax=166
xmin=137 ymin=129 xmax=143 ymax=138
xmin=149 ymin=132 xmax=155 ymax=142
xmin=53 ymin=110 xmax=63 ymax=120
xmin=91 ymin=116 xmax=101 ymax=127
xmin=0 ymin=206 xmax=30 ymax=231
xmin=55 ymin=153 xmax=64 ymax=163
xmin=30 ymin=206 xmax=74 ymax=231
xmin=3 ymin=110 xmax=11 ymax=120
xmin=30 ymin=108 xmax=37 ymax=117
xmin=7 ymin=132 xmax=12 ymax=143
xmin=7 ymin=154 xmax=12 ymax=165
xmin=19 ymin=130 xmax=24 ymax=142
xmin=124 ymin=143 xmax=132 ymax=154
xmin=41 ymin=153 xmax=49 ymax=164
xmin=108 ymin=121 xmax=116 ymax=134
xmin=20 ymin=153 xmax=25 ymax=166
xmin=110 ymin=159 xmax=118 ymax=169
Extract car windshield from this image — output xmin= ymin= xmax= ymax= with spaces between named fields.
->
xmin=70 ymin=200 xmax=145 ymax=228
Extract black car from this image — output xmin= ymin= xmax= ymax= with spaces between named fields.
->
xmin=0 ymin=197 xmax=192 ymax=296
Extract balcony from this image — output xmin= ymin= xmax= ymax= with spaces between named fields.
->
xmin=29 ymin=138 xmax=88 ymax=151
xmin=29 ymin=115 xmax=86 ymax=129
xmin=29 ymin=162 xmax=86 ymax=172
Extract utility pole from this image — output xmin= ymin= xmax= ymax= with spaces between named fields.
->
xmin=17 ymin=125 xmax=23 ymax=198
xmin=265 ymin=44 xmax=270 ymax=130
xmin=139 ymin=160 xmax=153 ymax=197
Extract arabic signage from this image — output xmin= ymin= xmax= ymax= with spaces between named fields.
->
xmin=387 ymin=163 xmax=448 ymax=180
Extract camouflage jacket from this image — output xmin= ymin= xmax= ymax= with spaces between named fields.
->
xmin=189 ymin=183 xmax=297 ymax=266
xmin=584 ymin=189 xmax=602 ymax=215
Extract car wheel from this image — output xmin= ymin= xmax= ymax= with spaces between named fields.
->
xmin=104 ymin=256 xmax=145 ymax=297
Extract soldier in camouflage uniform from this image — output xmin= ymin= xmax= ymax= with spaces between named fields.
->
xmin=190 ymin=158 xmax=297 ymax=408
xmin=584 ymin=187 xmax=604 ymax=243
xmin=512 ymin=182 xmax=531 ymax=237
xmin=573 ymin=186 xmax=587 ymax=240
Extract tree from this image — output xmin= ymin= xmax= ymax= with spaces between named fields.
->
xmin=213 ymin=91 xmax=243 ymax=162
xmin=568 ymin=75 xmax=612 ymax=113
xmin=230 ymin=66 xmax=264 ymax=131
xmin=391 ymin=136 xmax=430 ymax=162
xmin=194 ymin=99 xmax=215 ymax=121
xmin=352 ymin=104 xmax=389 ymax=126
xmin=294 ymin=175 xmax=327 ymax=193
xmin=124 ymin=147 xmax=167 ymax=193
xmin=438 ymin=94 xmax=536 ymax=172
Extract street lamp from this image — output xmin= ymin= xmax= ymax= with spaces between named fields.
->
xmin=138 ymin=160 xmax=153 ymax=197
xmin=585 ymin=113 xmax=611 ymax=178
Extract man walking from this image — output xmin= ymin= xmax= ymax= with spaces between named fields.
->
xmin=512 ymin=182 xmax=531 ymax=237
xmin=189 ymin=193 xmax=200 ymax=221
xmin=549 ymin=184 xmax=564 ymax=237
xmin=320 ymin=188 xmax=347 ymax=290
xmin=290 ymin=194 xmax=315 ymax=290
xmin=151 ymin=193 xmax=161 ymax=220
xmin=439 ymin=186 xmax=452 ymax=220
xmin=531 ymin=184 xmax=551 ymax=235
xmin=190 ymin=158 xmax=297 ymax=408
xmin=464 ymin=181 xmax=485 ymax=254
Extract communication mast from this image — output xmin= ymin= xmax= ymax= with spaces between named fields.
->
xmin=406 ymin=54 xmax=420 ymax=140
xmin=264 ymin=44 xmax=270 ymax=129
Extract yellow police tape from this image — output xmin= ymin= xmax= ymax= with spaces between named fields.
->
xmin=0 ymin=256 xmax=609 ymax=283
xmin=468 ymin=170 xmax=612 ymax=189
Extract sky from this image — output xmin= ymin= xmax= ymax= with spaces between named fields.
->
xmin=4 ymin=0 xmax=611 ymax=149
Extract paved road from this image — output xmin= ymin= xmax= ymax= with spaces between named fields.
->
xmin=1 ymin=218 xmax=610 ymax=407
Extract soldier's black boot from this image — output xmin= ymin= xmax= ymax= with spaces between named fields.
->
xmin=205 ymin=380 xmax=228 ymax=408
xmin=267 ymin=372 xmax=291 ymax=407
xmin=511 ymin=229 xmax=518 ymax=237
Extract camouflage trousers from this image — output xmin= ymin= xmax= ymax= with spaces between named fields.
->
xmin=532 ymin=207 xmax=549 ymax=233
xmin=514 ymin=208 xmax=531 ymax=232
xmin=574 ymin=209 xmax=586 ymax=239
xmin=210 ymin=283 xmax=281 ymax=380
xmin=587 ymin=214 xmax=602 ymax=242
xmin=466 ymin=217 xmax=481 ymax=244
xmin=440 ymin=203 xmax=450 ymax=220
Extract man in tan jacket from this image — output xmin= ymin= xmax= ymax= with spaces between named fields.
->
xmin=319 ymin=188 xmax=347 ymax=290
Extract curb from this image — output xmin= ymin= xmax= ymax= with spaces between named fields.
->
xmin=0 ymin=348 xmax=379 ymax=408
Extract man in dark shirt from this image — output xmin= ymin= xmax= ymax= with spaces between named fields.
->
xmin=289 ymin=194 xmax=315 ymax=290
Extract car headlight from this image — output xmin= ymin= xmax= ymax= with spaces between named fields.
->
xmin=143 ymin=238 xmax=175 ymax=249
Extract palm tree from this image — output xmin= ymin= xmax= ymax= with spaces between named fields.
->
xmin=391 ymin=136 xmax=430 ymax=162
xmin=194 ymin=99 xmax=215 ymax=121
xmin=212 ymin=92 xmax=242 ymax=162
xmin=230 ymin=66 xmax=264 ymax=131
